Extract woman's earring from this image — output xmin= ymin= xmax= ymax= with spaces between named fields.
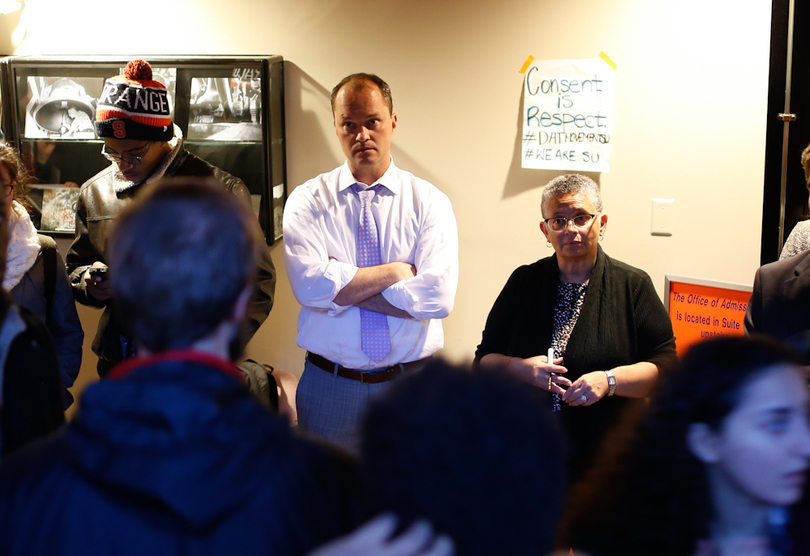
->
xmin=546 ymin=240 xmax=552 ymax=248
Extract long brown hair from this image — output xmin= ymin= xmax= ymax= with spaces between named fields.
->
xmin=0 ymin=141 xmax=32 ymax=211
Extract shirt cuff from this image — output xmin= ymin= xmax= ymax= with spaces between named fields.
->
xmin=381 ymin=281 xmax=418 ymax=317
xmin=325 ymin=261 xmax=359 ymax=316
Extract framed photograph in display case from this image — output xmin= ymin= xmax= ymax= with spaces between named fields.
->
xmin=0 ymin=55 xmax=286 ymax=244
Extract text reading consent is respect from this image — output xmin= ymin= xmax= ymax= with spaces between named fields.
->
xmin=525 ymin=68 xmax=608 ymax=133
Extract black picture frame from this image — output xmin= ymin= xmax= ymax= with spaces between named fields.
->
xmin=0 ymin=55 xmax=287 ymax=246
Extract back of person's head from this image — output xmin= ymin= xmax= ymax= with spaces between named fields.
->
xmin=108 ymin=177 xmax=260 ymax=354
xmin=361 ymin=360 xmax=567 ymax=556
xmin=559 ymin=335 xmax=804 ymax=556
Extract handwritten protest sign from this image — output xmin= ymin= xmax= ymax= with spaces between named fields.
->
xmin=665 ymin=275 xmax=752 ymax=356
xmin=521 ymin=58 xmax=614 ymax=172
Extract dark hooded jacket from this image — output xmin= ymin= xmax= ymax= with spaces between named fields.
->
xmin=0 ymin=351 xmax=364 ymax=555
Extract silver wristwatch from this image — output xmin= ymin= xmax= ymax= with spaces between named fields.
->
xmin=604 ymin=370 xmax=616 ymax=396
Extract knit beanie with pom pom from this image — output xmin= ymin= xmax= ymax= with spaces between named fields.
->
xmin=95 ymin=59 xmax=173 ymax=141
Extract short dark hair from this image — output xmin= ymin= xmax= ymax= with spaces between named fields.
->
xmin=361 ymin=360 xmax=567 ymax=556
xmin=330 ymin=73 xmax=393 ymax=116
xmin=108 ymin=177 xmax=260 ymax=353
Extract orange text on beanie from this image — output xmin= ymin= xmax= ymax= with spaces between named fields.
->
xmin=94 ymin=59 xmax=173 ymax=141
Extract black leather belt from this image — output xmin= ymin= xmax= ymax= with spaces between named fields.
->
xmin=307 ymin=352 xmax=427 ymax=384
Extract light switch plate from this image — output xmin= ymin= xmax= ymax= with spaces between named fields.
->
xmin=651 ymin=199 xmax=674 ymax=236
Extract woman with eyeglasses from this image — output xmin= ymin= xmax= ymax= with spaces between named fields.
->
xmin=474 ymin=173 xmax=676 ymax=483
xmin=0 ymin=141 xmax=83 ymax=410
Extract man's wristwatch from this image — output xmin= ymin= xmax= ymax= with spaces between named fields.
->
xmin=604 ymin=370 xmax=616 ymax=396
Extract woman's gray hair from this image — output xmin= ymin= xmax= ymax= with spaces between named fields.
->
xmin=541 ymin=174 xmax=603 ymax=218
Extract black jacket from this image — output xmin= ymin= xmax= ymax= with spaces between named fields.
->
xmin=11 ymin=235 xmax=83 ymax=409
xmin=744 ymin=247 xmax=810 ymax=341
xmin=1 ymin=303 xmax=64 ymax=458
xmin=66 ymin=144 xmax=276 ymax=367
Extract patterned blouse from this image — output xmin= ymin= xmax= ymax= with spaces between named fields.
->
xmin=549 ymin=280 xmax=588 ymax=412
xmin=780 ymin=220 xmax=810 ymax=260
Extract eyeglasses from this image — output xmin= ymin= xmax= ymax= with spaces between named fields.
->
xmin=1 ymin=182 xmax=14 ymax=198
xmin=101 ymin=142 xmax=152 ymax=165
xmin=542 ymin=213 xmax=597 ymax=232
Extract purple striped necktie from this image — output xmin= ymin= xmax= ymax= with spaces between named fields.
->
xmin=353 ymin=183 xmax=391 ymax=362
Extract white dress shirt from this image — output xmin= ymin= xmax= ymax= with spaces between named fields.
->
xmin=283 ymin=160 xmax=459 ymax=369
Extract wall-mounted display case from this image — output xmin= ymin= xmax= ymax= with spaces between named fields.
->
xmin=0 ymin=55 xmax=286 ymax=245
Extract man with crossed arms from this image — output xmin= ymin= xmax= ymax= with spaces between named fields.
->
xmin=283 ymin=73 xmax=459 ymax=451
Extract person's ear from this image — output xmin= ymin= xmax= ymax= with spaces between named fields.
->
xmin=599 ymin=213 xmax=608 ymax=237
xmin=687 ymin=422 xmax=721 ymax=464
xmin=391 ymin=112 xmax=397 ymax=132
xmin=539 ymin=220 xmax=550 ymax=240
xmin=230 ymin=285 xmax=253 ymax=326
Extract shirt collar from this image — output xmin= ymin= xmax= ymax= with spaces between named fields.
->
xmin=338 ymin=158 xmax=400 ymax=195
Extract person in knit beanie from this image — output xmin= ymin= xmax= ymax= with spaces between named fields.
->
xmin=66 ymin=59 xmax=276 ymax=377
xmin=94 ymin=58 xmax=173 ymax=143
xmin=91 ymin=59 xmax=175 ymax=186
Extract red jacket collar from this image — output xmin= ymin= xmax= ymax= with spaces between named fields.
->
xmin=108 ymin=350 xmax=245 ymax=382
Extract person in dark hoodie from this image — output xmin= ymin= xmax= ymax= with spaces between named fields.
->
xmin=0 ymin=178 xmax=363 ymax=555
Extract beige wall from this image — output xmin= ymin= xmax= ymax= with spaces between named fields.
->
xmin=31 ymin=0 xmax=772 ymax=403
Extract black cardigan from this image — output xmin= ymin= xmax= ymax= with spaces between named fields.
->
xmin=1 ymin=305 xmax=64 ymax=458
xmin=475 ymin=246 xmax=676 ymax=481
